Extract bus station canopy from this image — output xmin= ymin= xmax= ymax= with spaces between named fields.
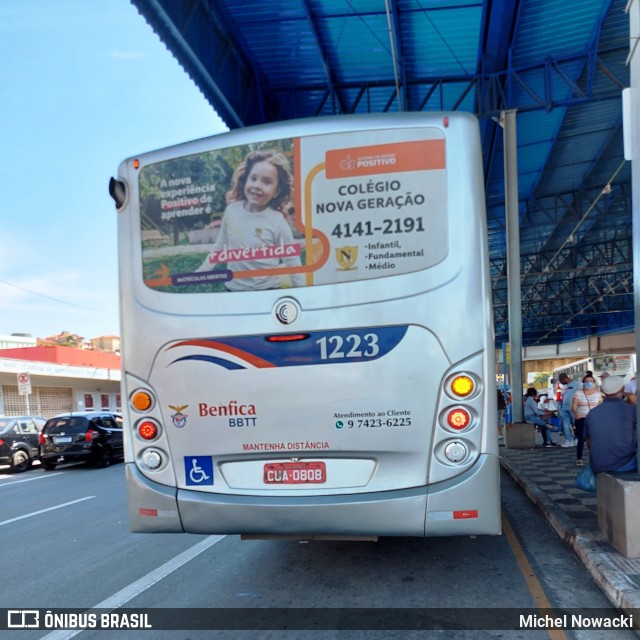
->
xmin=131 ymin=0 xmax=632 ymax=348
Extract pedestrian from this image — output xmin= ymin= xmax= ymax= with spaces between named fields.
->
xmin=623 ymin=375 xmax=636 ymax=406
xmin=497 ymin=388 xmax=506 ymax=439
xmin=571 ymin=373 xmax=603 ymax=465
xmin=523 ymin=388 xmax=557 ymax=448
xmin=537 ymin=393 xmax=558 ymax=414
xmin=585 ymin=375 xmax=638 ymax=473
xmin=558 ymin=373 xmax=580 ymax=446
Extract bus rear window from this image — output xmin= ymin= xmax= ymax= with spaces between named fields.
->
xmin=139 ymin=128 xmax=448 ymax=294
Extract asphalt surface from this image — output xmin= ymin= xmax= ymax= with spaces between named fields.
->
xmin=1 ymin=443 xmax=638 ymax=638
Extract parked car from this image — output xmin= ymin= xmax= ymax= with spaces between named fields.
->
xmin=39 ymin=412 xmax=124 ymax=470
xmin=0 ymin=415 xmax=47 ymax=472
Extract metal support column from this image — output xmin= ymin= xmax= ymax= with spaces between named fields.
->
xmin=502 ymin=110 xmax=523 ymax=423
xmin=627 ymin=0 xmax=640 ymax=472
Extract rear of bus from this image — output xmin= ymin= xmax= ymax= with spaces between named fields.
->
xmin=112 ymin=113 xmax=501 ymax=538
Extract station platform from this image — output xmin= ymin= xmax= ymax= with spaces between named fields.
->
xmin=499 ymin=434 xmax=640 ymax=616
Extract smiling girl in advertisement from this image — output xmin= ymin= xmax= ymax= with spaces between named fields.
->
xmin=196 ymin=149 xmax=305 ymax=291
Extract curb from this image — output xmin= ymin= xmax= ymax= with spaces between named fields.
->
xmin=499 ymin=453 xmax=640 ymax=623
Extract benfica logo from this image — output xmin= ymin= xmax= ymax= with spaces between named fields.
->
xmin=169 ymin=404 xmax=189 ymax=428
xmin=335 ymin=245 xmax=358 ymax=270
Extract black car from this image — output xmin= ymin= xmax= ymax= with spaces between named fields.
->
xmin=0 ymin=416 xmax=46 ymax=472
xmin=39 ymin=412 xmax=124 ymax=470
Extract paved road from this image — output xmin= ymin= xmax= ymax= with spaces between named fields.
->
xmin=0 ymin=461 xmax=634 ymax=639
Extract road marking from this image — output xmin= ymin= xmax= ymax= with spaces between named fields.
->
xmin=0 ymin=472 xmax=63 ymax=486
xmin=41 ymin=534 xmax=225 ymax=640
xmin=0 ymin=496 xmax=95 ymax=527
xmin=502 ymin=512 xmax=568 ymax=640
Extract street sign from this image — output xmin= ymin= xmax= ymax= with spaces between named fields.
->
xmin=17 ymin=372 xmax=32 ymax=396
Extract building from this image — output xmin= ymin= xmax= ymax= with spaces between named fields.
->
xmin=41 ymin=331 xmax=85 ymax=348
xmin=90 ymin=335 xmax=120 ymax=353
xmin=0 ymin=333 xmax=37 ymax=350
xmin=0 ymin=345 xmax=121 ymax=418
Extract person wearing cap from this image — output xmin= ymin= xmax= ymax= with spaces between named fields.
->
xmin=584 ymin=375 xmax=638 ymax=474
xmin=523 ymin=387 xmax=558 ymax=448
xmin=558 ymin=373 xmax=580 ymax=446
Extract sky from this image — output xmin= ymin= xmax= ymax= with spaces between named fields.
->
xmin=0 ymin=0 xmax=228 ymax=341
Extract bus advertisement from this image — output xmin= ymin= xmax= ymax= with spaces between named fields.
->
xmin=110 ymin=113 xmax=500 ymax=538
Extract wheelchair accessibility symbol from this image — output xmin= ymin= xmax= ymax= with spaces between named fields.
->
xmin=185 ymin=456 xmax=214 ymax=486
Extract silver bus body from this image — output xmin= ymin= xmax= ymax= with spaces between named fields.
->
xmin=114 ymin=113 xmax=501 ymax=537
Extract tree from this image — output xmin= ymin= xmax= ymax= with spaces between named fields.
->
xmin=532 ymin=372 xmax=551 ymax=388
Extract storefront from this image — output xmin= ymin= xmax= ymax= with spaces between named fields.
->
xmin=0 ymin=350 xmax=121 ymax=418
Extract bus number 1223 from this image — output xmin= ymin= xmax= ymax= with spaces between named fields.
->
xmin=316 ymin=334 xmax=380 ymax=360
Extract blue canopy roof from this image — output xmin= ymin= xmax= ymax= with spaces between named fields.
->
xmin=131 ymin=0 xmax=632 ymax=347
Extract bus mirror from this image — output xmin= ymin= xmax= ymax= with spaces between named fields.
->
xmin=109 ymin=177 xmax=127 ymax=209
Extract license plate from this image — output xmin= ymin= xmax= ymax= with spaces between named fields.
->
xmin=264 ymin=461 xmax=326 ymax=484
xmin=53 ymin=436 xmax=72 ymax=444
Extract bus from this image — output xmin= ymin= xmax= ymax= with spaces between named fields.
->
xmin=110 ymin=112 xmax=500 ymax=538
xmin=552 ymin=354 xmax=636 ymax=387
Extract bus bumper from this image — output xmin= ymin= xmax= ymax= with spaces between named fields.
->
xmin=126 ymin=463 xmax=183 ymax=533
xmin=126 ymin=454 xmax=501 ymax=536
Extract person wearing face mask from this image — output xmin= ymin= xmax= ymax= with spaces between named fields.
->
xmin=571 ymin=374 xmax=603 ymax=465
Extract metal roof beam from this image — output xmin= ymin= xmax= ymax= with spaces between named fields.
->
xmin=531 ymin=275 xmax=633 ymax=345
xmin=488 ymin=182 xmax=632 ymax=231
xmin=268 ymin=49 xmax=625 ymax=117
xmin=491 ymin=232 xmax=633 ymax=319
xmin=476 ymin=0 xmax=519 ymax=174
xmin=495 ymin=7 xmax=629 ymax=335
xmin=385 ymin=0 xmax=408 ymax=111
xmin=491 ymin=232 xmax=633 ymax=281
xmin=300 ymin=0 xmax=347 ymax=115
xmin=131 ymin=0 xmax=268 ymax=127
xmin=519 ymin=134 xmax=628 ymax=300
xmin=522 ymin=183 xmax=627 ymax=290
xmin=347 ymin=85 xmax=368 ymax=114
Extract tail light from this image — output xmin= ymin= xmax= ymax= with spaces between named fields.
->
xmin=140 ymin=448 xmax=163 ymax=470
xmin=131 ymin=389 xmax=154 ymax=412
xmin=0 ymin=438 xmax=4 ymax=446
xmin=445 ymin=441 xmax=468 ymax=463
xmin=450 ymin=375 xmax=474 ymax=397
xmin=447 ymin=408 xmax=471 ymax=430
xmin=38 ymin=433 xmax=45 ymax=445
xmin=137 ymin=420 xmax=158 ymax=441
xmin=84 ymin=428 xmax=99 ymax=442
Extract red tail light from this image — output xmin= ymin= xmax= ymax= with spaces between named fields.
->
xmin=84 ymin=428 xmax=99 ymax=442
xmin=447 ymin=408 xmax=471 ymax=430
xmin=38 ymin=434 xmax=45 ymax=445
xmin=0 ymin=438 xmax=4 ymax=446
xmin=137 ymin=421 xmax=158 ymax=440
xmin=266 ymin=333 xmax=309 ymax=342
